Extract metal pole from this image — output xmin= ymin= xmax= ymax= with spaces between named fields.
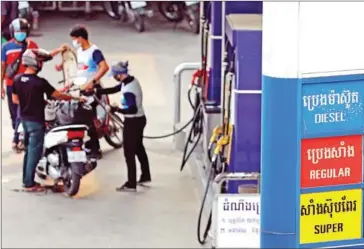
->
xmin=173 ymin=62 xmax=201 ymax=129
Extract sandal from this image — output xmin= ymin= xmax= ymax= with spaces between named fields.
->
xmin=11 ymin=142 xmax=21 ymax=154
xmin=23 ymin=184 xmax=45 ymax=193
xmin=17 ymin=141 xmax=25 ymax=150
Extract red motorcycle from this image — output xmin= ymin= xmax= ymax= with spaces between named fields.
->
xmin=59 ymin=77 xmax=124 ymax=149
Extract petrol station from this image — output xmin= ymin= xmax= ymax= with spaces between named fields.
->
xmin=173 ymin=1 xmax=364 ymax=248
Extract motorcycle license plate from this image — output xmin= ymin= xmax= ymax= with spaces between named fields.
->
xmin=67 ymin=151 xmax=87 ymax=163
xmin=130 ymin=1 xmax=147 ymax=9
xmin=186 ymin=1 xmax=199 ymax=6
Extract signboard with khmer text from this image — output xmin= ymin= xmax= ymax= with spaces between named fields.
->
xmin=301 ymin=135 xmax=362 ymax=188
xmin=300 ymin=189 xmax=362 ymax=244
xmin=300 ymin=80 xmax=364 ymax=247
xmin=302 ymin=83 xmax=364 ymax=136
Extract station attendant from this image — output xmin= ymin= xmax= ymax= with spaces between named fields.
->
xmin=92 ymin=61 xmax=151 ymax=192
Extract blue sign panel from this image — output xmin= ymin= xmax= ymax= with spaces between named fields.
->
xmin=302 ymin=82 xmax=364 ymax=137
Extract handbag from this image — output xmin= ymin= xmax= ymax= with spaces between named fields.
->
xmin=5 ymin=41 xmax=28 ymax=79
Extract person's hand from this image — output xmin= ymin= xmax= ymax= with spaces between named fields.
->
xmin=59 ymin=82 xmax=72 ymax=92
xmin=55 ymin=64 xmax=63 ymax=72
xmin=84 ymin=82 xmax=94 ymax=92
xmin=60 ymin=43 xmax=70 ymax=52
xmin=1 ymin=87 xmax=5 ymax=99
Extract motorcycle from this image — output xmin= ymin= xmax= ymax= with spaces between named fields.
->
xmin=158 ymin=1 xmax=200 ymax=34
xmin=35 ymin=77 xmax=98 ymax=196
xmin=18 ymin=1 xmax=40 ymax=33
xmin=103 ymin=1 xmax=152 ymax=32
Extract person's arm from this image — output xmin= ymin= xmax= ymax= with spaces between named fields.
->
xmin=12 ymin=93 xmax=19 ymax=104
xmin=85 ymin=49 xmax=109 ymax=89
xmin=12 ymin=81 xmax=18 ymax=104
xmin=117 ymin=92 xmax=137 ymax=115
xmin=51 ymin=90 xmax=78 ymax=101
xmin=50 ymin=43 xmax=69 ymax=57
xmin=42 ymin=79 xmax=81 ymax=101
xmin=92 ymin=49 xmax=109 ymax=82
xmin=96 ymin=83 xmax=122 ymax=95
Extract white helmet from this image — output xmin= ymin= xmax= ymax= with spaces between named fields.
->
xmin=22 ymin=48 xmax=53 ymax=72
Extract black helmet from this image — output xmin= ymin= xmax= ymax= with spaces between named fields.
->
xmin=22 ymin=49 xmax=53 ymax=72
xmin=9 ymin=18 xmax=31 ymax=39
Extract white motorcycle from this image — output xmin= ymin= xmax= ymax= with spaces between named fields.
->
xmin=19 ymin=77 xmax=97 ymax=196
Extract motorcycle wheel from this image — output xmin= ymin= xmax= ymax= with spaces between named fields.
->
xmin=186 ymin=9 xmax=200 ymax=34
xmin=63 ymin=168 xmax=81 ymax=197
xmin=103 ymin=1 xmax=121 ymax=20
xmin=133 ymin=13 xmax=145 ymax=33
xmin=104 ymin=113 xmax=124 ymax=148
xmin=158 ymin=1 xmax=184 ymax=23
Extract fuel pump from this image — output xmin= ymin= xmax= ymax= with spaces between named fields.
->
xmin=196 ymin=48 xmax=236 ymax=245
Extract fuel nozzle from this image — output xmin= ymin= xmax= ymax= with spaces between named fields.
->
xmin=208 ymin=125 xmax=222 ymax=150
xmin=211 ymin=135 xmax=230 ymax=163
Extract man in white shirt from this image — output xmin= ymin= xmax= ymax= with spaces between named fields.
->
xmin=55 ymin=25 xmax=109 ymax=159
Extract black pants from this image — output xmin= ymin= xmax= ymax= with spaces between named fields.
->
xmin=73 ymin=105 xmax=100 ymax=154
xmin=80 ymin=87 xmax=102 ymax=154
xmin=123 ymin=115 xmax=151 ymax=188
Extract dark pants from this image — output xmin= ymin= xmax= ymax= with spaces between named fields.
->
xmin=21 ymin=121 xmax=45 ymax=188
xmin=123 ymin=116 xmax=151 ymax=188
xmin=6 ymin=86 xmax=20 ymax=143
xmin=73 ymin=104 xmax=100 ymax=154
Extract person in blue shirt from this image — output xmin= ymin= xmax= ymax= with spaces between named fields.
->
xmin=91 ymin=61 xmax=151 ymax=192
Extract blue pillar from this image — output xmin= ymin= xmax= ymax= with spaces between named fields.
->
xmin=208 ymin=1 xmax=222 ymax=106
xmin=260 ymin=3 xmax=300 ymax=248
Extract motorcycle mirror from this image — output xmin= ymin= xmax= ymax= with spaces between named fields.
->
xmin=73 ymin=77 xmax=88 ymax=86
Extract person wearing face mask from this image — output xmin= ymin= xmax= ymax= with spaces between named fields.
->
xmin=1 ymin=18 xmax=37 ymax=153
xmin=1 ymin=18 xmax=67 ymax=153
xmin=59 ymin=25 xmax=109 ymax=159
xmin=12 ymin=49 xmax=87 ymax=192
xmin=91 ymin=61 xmax=151 ymax=192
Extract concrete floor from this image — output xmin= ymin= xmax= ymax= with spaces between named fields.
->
xmin=1 ymin=12 xmax=205 ymax=248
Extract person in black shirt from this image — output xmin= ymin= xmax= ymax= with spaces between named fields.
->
xmin=12 ymin=49 xmax=85 ymax=192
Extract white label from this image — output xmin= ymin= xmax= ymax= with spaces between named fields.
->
xmin=215 ymin=194 xmax=260 ymax=248
xmin=67 ymin=151 xmax=87 ymax=163
xmin=130 ymin=1 xmax=147 ymax=9
xmin=186 ymin=1 xmax=199 ymax=6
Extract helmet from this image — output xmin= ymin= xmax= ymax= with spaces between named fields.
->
xmin=22 ymin=49 xmax=53 ymax=72
xmin=9 ymin=18 xmax=31 ymax=41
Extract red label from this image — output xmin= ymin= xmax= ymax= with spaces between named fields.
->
xmin=301 ymin=135 xmax=362 ymax=188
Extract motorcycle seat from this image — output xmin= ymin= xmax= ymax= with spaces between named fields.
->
xmin=48 ymin=124 xmax=89 ymax=133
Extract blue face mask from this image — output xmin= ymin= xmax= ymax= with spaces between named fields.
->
xmin=14 ymin=32 xmax=27 ymax=42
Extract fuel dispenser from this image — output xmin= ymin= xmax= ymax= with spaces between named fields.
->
xmin=196 ymin=13 xmax=263 ymax=247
